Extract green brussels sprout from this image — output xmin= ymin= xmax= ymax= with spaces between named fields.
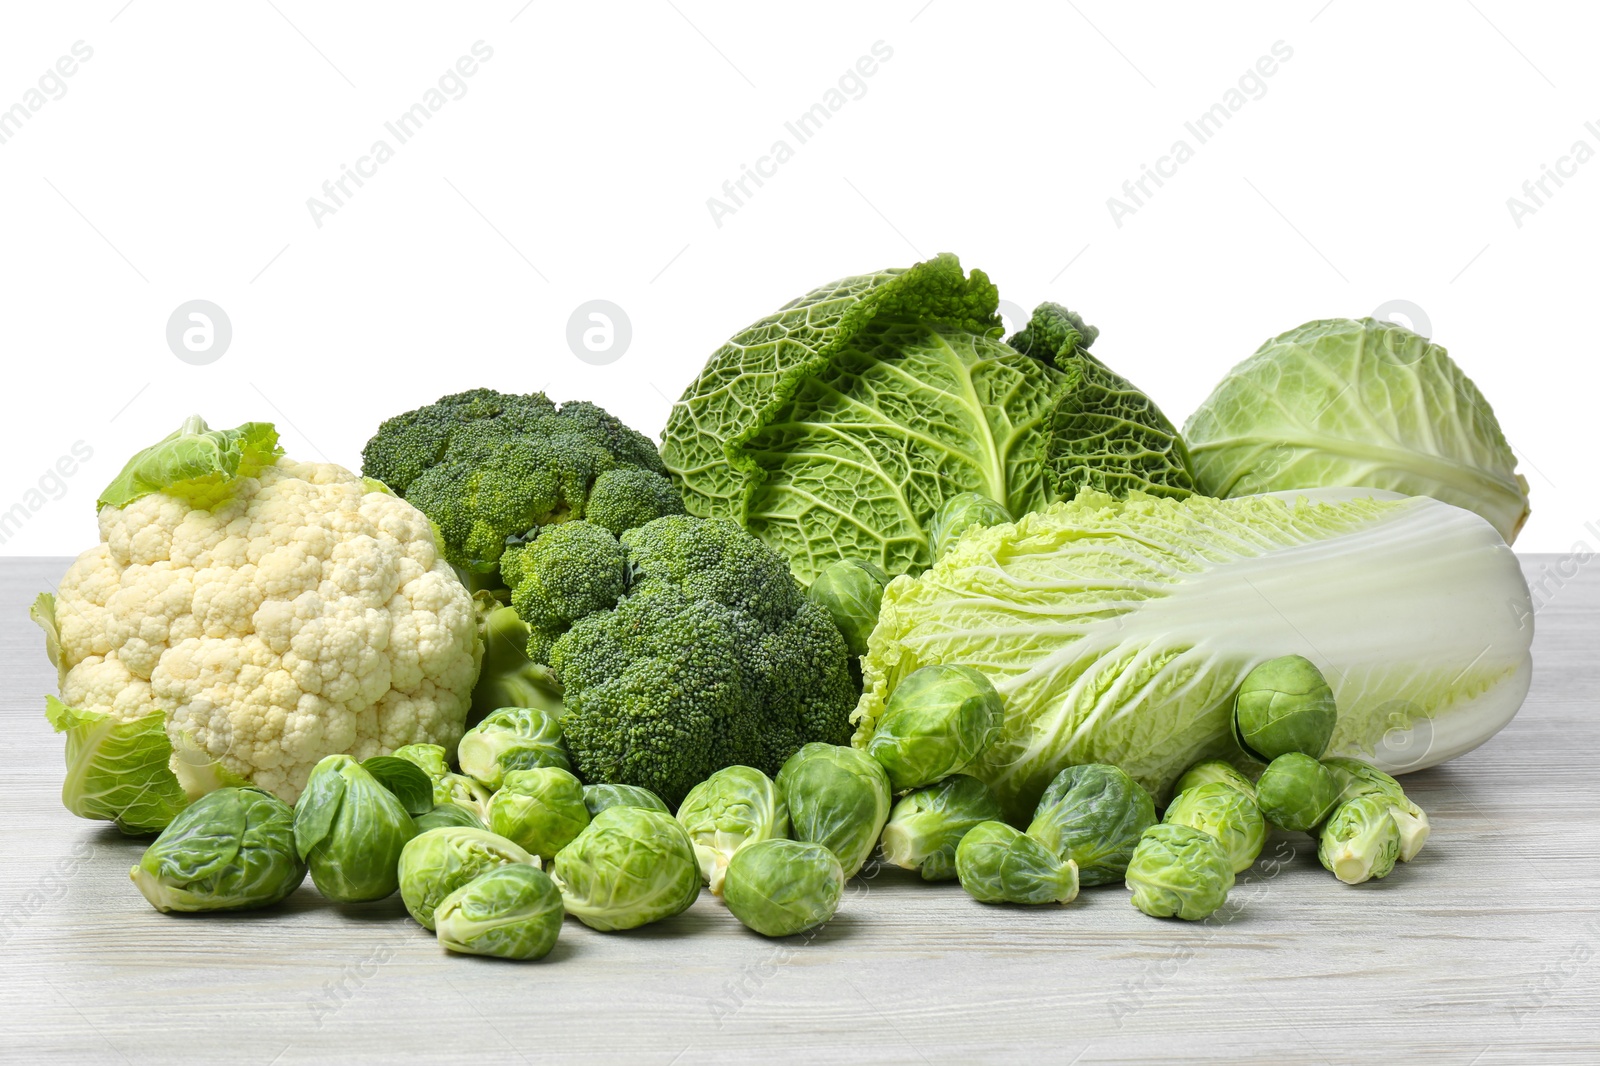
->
xmin=1126 ymin=823 xmax=1234 ymax=920
xmin=930 ymin=492 xmax=1014 ymax=558
xmin=435 ymin=863 xmax=564 ymax=961
xmin=806 ymin=559 xmax=889 ymax=659
xmin=1161 ymin=783 xmax=1266 ymax=874
xmin=130 ymin=788 xmax=306 ymax=913
xmin=581 ymin=783 xmax=670 ymax=818
xmin=866 ymin=665 xmax=1003 ymax=792
xmin=1318 ymin=794 xmax=1402 ymax=885
xmin=880 ymin=775 xmax=1006 ymax=881
xmin=955 ymin=821 xmax=1079 ymax=905
xmin=1256 ymin=753 xmax=1339 ymax=832
xmin=397 ymin=827 xmax=534 ymax=930
xmin=551 ymin=807 xmax=701 ymax=931
xmin=439 ymin=773 xmax=493 ymax=824
xmin=414 ymin=803 xmax=486 ymax=832
xmin=722 ymin=838 xmax=845 ymax=937
xmin=1321 ymin=757 xmax=1430 ymax=862
xmin=358 ymin=755 xmax=436 ymax=816
xmin=487 ymin=767 xmax=591 ymax=862
xmin=293 ymin=755 xmax=419 ymax=903
xmin=776 ymin=743 xmax=892 ymax=878
xmin=1232 ymin=654 xmax=1338 ymax=761
xmin=1026 ymin=764 xmax=1156 ymax=886
xmin=457 ymin=706 xmax=570 ymax=790
xmin=1172 ymin=759 xmax=1259 ymax=803
xmin=392 ymin=743 xmax=450 ymax=792
xmin=675 ymin=765 xmax=789 ymax=895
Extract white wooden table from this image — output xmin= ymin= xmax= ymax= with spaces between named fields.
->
xmin=3 ymin=555 xmax=1596 ymax=1064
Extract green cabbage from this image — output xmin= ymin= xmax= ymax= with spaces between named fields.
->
xmin=661 ymin=254 xmax=1192 ymax=582
xmin=1184 ymin=318 xmax=1530 ymax=543
xmin=853 ymin=489 xmax=1532 ymax=820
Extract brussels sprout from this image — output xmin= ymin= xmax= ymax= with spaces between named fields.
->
xmin=776 ymin=743 xmax=892 ymax=878
xmin=397 ymin=827 xmax=534 ymax=930
xmin=435 ymin=864 xmax=564 ymax=961
xmin=723 ymin=838 xmax=845 ymax=937
xmin=392 ymin=743 xmax=450 ymax=792
xmin=293 ymin=755 xmax=419 ymax=903
xmin=930 ymin=492 xmax=1014 ymax=558
xmin=358 ymin=755 xmax=436 ymax=816
xmin=955 ymin=821 xmax=1079 ymax=905
xmin=1321 ymin=757 xmax=1430 ymax=862
xmin=676 ymin=766 xmax=789 ymax=895
xmin=130 ymin=788 xmax=306 ymax=913
xmin=414 ymin=803 xmax=486 ymax=832
xmin=1172 ymin=759 xmax=1259 ymax=803
xmin=866 ymin=665 xmax=1003 ymax=792
xmin=1125 ymin=823 xmax=1234 ymax=921
xmin=1162 ymin=783 xmax=1265 ymax=874
xmin=1232 ymin=655 xmax=1338 ymax=761
xmin=806 ymin=559 xmax=889 ymax=659
xmin=1318 ymin=794 xmax=1402 ymax=885
xmin=458 ymin=706 xmax=570 ymax=790
xmin=1026 ymin=764 xmax=1156 ymax=886
xmin=880 ymin=775 xmax=1006 ymax=881
xmin=487 ymin=767 xmax=591 ymax=862
xmin=439 ymin=773 xmax=493 ymax=824
xmin=582 ymin=783 xmax=670 ymax=818
xmin=551 ymin=807 xmax=701 ymax=931
xmin=1256 ymin=753 xmax=1339 ymax=832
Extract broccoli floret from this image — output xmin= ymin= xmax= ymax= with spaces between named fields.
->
xmin=501 ymin=521 xmax=626 ymax=662
xmin=586 ymin=466 xmax=687 ymax=536
xmin=360 ymin=389 xmax=682 ymax=578
xmin=543 ymin=515 xmax=856 ymax=807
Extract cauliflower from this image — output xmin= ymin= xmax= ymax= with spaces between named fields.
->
xmin=40 ymin=417 xmax=480 ymax=829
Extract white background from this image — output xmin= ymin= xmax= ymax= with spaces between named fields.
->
xmin=0 ymin=1 xmax=1594 ymax=554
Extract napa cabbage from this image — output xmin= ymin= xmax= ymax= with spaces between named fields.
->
xmin=853 ymin=489 xmax=1532 ymax=820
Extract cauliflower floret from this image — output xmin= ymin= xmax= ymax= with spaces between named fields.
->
xmin=56 ymin=458 xmax=480 ymax=803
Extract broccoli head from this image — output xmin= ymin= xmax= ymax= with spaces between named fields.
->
xmin=360 ymin=389 xmax=683 ymax=578
xmin=501 ymin=521 xmax=627 ymax=662
xmin=532 ymin=515 xmax=856 ymax=807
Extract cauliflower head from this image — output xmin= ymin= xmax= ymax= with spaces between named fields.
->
xmin=50 ymin=444 xmax=480 ymax=810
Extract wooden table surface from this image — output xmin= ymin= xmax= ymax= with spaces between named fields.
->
xmin=2 ymin=554 xmax=1596 ymax=1065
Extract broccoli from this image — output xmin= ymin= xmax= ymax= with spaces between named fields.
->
xmin=522 ymin=515 xmax=856 ymax=807
xmin=360 ymin=389 xmax=684 ymax=581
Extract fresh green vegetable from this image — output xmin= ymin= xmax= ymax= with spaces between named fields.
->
xmin=470 ymin=597 xmax=567 ymax=724
xmin=392 ymin=744 xmax=450 ymax=791
xmin=457 ymin=706 xmax=570 ymax=790
xmin=864 ymin=664 xmax=1003 ymax=792
xmin=1318 ymin=793 xmax=1402 ymax=884
xmin=548 ymin=515 xmax=857 ymax=807
xmin=397 ymin=827 xmax=534 ymax=931
xmin=1233 ymin=655 xmax=1338 ymax=761
xmin=391 ymin=747 xmax=488 ymax=829
xmin=487 ymin=767 xmax=591 ymax=862
xmin=435 ymin=864 xmax=564 ymax=961
xmin=1125 ymin=823 xmax=1234 ymax=921
xmin=437 ymin=773 xmax=493 ymax=825
xmin=722 ymin=839 xmax=845 ymax=937
xmin=357 ymin=756 xmax=435 ymax=817
xmin=955 ymin=821 xmax=1080 ymax=905
xmin=1256 ymin=753 xmax=1339 ymax=832
xmin=929 ymin=493 xmax=1013 ymax=559
xmin=414 ymin=803 xmax=486 ymax=832
xmin=1173 ymin=759 xmax=1259 ymax=803
xmin=1184 ymin=318 xmax=1530 ymax=543
xmin=661 ymin=255 xmax=1194 ymax=582
xmin=36 ymin=417 xmax=481 ymax=830
xmin=855 ymin=489 xmax=1533 ymax=818
xmin=806 ymin=559 xmax=889 ymax=659
xmin=360 ymin=388 xmax=684 ymax=581
xmin=581 ymin=783 xmax=669 ymax=818
xmin=130 ymin=788 xmax=306 ymax=913
xmin=293 ymin=755 xmax=419 ymax=903
xmin=880 ymin=775 xmax=1006 ymax=881
xmin=550 ymin=807 xmax=701 ymax=932
xmin=500 ymin=521 xmax=628 ymax=663
xmin=675 ymin=766 xmax=789 ymax=895
xmin=777 ymin=743 xmax=892 ymax=878
xmin=1162 ymin=783 xmax=1266 ymax=874
xmin=1322 ymin=758 xmax=1430 ymax=862
xmin=1026 ymin=764 xmax=1156 ymax=886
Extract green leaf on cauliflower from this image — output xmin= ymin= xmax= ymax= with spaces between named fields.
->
xmin=98 ymin=415 xmax=283 ymax=510
xmin=44 ymin=696 xmax=190 ymax=835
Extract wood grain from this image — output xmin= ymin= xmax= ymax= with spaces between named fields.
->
xmin=2 ymin=555 xmax=1596 ymax=1065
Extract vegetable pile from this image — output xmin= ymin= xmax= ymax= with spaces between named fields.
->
xmin=36 ymin=253 xmax=1537 ymax=956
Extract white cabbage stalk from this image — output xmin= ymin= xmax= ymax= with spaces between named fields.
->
xmin=853 ymin=489 xmax=1532 ymax=818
